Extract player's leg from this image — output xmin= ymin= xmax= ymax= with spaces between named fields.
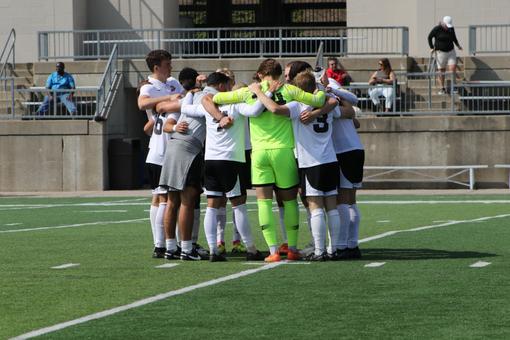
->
xmin=164 ymin=190 xmax=181 ymax=259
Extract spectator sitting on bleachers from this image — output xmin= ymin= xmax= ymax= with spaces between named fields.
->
xmin=36 ymin=62 xmax=76 ymax=116
xmin=326 ymin=57 xmax=351 ymax=86
xmin=368 ymin=58 xmax=397 ymax=112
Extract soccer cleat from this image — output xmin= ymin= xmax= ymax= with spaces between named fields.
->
xmin=231 ymin=242 xmax=247 ymax=254
xmin=277 ymin=243 xmax=289 ymax=255
xmin=286 ymin=250 xmax=301 ymax=261
xmin=246 ymin=250 xmax=265 ymax=261
xmin=164 ymin=248 xmax=180 ymax=260
xmin=209 ymin=253 xmax=227 ymax=262
xmin=305 ymin=252 xmax=329 ymax=262
xmin=264 ymin=253 xmax=282 ymax=263
xmin=180 ymin=248 xmax=202 ymax=261
xmin=348 ymin=247 xmax=362 ymax=259
xmin=152 ymin=247 xmax=166 ymax=259
xmin=217 ymin=243 xmax=227 ymax=255
xmin=193 ymin=243 xmax=209 ymax=260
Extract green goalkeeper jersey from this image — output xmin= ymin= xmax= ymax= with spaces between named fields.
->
xmin=213 ymin=81 xmax=326 ymax=150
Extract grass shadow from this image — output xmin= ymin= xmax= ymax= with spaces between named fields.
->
xmin=361 ymin=248 xmax=497 ymax=261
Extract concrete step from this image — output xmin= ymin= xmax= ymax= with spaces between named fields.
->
xmin=405 ymin=101 xmax=458 ymax=110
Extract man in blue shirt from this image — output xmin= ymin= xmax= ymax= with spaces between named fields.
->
xmin=36 ymin=62 xmax=77 ymax=115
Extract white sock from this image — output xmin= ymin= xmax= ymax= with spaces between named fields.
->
xmin=233 ymin=204 xmax=254 ymax=250
xmin=337 ymin=204 xmax=350 ymax=250
xmin=327 ymin=209 xmax=340 ymax=253
xmin=348 ymin=204 xmax=361 ymax=249
xmin=204 ymin=207 xmax=218 ymax=255
xmin=278 ymin=206 xmax=288 ymax=243
xmin=149 ymin=205 xmax=158 ymax=246
xmin=306 ymin=207 xmax=312 ymax=233
xmin=232 ymin=224 xmax=241 ymax=243
xmin=165 ymin=238 xmax=177 ymax=251
xmin=216 ymin=207 xmax=226 ymax=244
xmin=310 ymin=209 xmax=326 ymax=255
xmin=181 ymin=240 xmax=193 ymax=254
xmin=192 ymin=208 xmax=200 ymax=243
xmin=155 ymin=203 xmax=167 ymax=248
xmin=175 ymin=223 xmax=181 ymax=243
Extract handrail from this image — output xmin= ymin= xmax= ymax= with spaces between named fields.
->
xmin=469 ymin=24 xmax=510 ymax=55
xmin=95 ymin=44 xmax=119 ymax=120
xmin=0 ymin=29 xmax=16 ymax=79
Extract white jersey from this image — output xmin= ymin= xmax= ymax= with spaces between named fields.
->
xmin=139 ymin=76 xmax=184 ymax=166
xmin=332 ymin=108 xmax=364 ymax=154
xmin=181 ymin=98 xmax=266 ymax=162
xmin=287 ymin=101 xmax=341 ymax=168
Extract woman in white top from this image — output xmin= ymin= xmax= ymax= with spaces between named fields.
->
xmin=368 ymin=58 xmax=397 ymax=112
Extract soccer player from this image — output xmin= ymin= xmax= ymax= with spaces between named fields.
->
xmin=137 ymin=49 xmax=184 ymax=258
xmin=156 ymin=74 xmax=230 ymax=261
xmin=328 ymin=81 xmax=365 ymax=260
xmin=181 ymin=72 xmax=274 ymax=261
xmin=249 ymin=72 xmax=354 ymax=260
xmin=212 ymin=59 xmax=326 ymax=262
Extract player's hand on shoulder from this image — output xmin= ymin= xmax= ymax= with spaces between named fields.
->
xmin=219 ymin=116 xmax=233 ymax=129
xmin=248 ymin=82 xmax=262 ymax=94
xmin=299 ymin=110 xmax=314 ymax=125
xmin=268 ymin=80 xmax=283 ymax=93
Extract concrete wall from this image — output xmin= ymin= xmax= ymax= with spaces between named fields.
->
xmin=347 ymin=0 xmax=510 ymax=57
xmin=0 ymin=0 xmax=180 ymax=63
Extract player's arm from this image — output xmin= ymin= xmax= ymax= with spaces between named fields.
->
xmin=163 ymin=114 xmax=188 ymax=134
xmin=202 ymin=94 xmax=233 ymax=128
xmin=327 ymin=87 xmax=358 ymax=105
xmin=248 ymin=83 xmax=290 ymax=116
xmin=335 ymin=98 xmax=355 ymax=119
xmin=300 ymin=96 xmax=338 ymax=124
xmin=143 ymin=116 xmax=155 ymax=136
xmin=138 ymin=93 xmax=182 ymax=111
xmin=212 ymin=87 xmax=252 ymax=105
xmin=285 ymin=83 xmax=326 ymax=107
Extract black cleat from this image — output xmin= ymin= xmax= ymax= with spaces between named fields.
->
xmin=152 ymin=247 xmax=166 ymax=259
xmin=305 ymin=252 xmax=329 ymax=262
xmin=246 ymin=250 xmax=265 ymax=261
xmin=348 ymin=247 xmax=362 ymax=259
xmin=193 ymin=243 xmax=209 ymax=260
xmin=209 ymin=253 xmax=227 ymax=262
xmin=180 ymin=248 xmax=202 ymax=261
xmin=164 ymin=248 xmax=180 ymax=260
xmin=330 ymin=248 xmax=350 ymax=261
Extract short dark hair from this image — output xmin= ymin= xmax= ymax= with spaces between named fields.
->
xmin=288 ymin=61 xmax=312 ymax=82
xmin=145 ymin=50 xmax=172 ymax=72
xmin=327 ymin=57 xmax=339 ymax=63
xmin=293 ymin=71 xmax=316 ymax=93
xmin=179 ymin=67 xmax=199 ymax=91
xmin=206 ymin=72 xmax=231 ymax=87
xmin=254 ymin=58 xmax=282 ymax=82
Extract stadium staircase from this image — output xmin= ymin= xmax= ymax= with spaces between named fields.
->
xmin=0 ymin=63 xmax=33 ymax=117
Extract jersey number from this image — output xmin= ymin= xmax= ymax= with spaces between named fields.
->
xmin=313 ymin=114 xmax=329 ymax=133
xmin=274 ymin=92 xmax=286 ymax=105
xmin=153 ymin=114 xmax=163 ymax=135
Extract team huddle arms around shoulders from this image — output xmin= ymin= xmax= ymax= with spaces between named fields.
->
xmin=138 ymin=50 xmax=365 ymax=263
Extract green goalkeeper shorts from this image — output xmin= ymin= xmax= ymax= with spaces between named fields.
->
xmin=251 ymin=148 xmax=298 ymax=189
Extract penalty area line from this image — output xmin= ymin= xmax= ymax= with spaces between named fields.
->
xmin=0 ymin=218 xmax=148 ymax=234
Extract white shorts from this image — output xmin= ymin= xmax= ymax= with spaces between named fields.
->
xmin=436 ymin=50 xmax=457 ymax=69
xmin=339 ymin=169 xmax=362 ymax=189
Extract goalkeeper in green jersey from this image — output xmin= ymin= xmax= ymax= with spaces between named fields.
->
xmin=211 ymin=58 xmax=327 ymax=262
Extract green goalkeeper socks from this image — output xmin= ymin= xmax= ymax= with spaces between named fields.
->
xmin=283 ymin=199 xmax=299 ymax=248
xmin=257 ymin=199 xmax=278 ymax=248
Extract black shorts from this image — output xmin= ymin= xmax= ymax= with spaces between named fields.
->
xmin=299 ymin=162 xmax=339 ymax=196
xmin=204 ymin=160 xmax=247 ymax=198
xmin=337 ymin=149 xmax=365 ymax=187
xmin=146 ymin=163 xmax=162 ymax=190
xmin=241 ymin=150 xmax=252 ymax=189
xmin=184 ymin=153 xmax=204 ymax=189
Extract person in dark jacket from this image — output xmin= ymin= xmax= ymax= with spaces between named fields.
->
xmin=428 ymin=16 xmax=463 ymax=95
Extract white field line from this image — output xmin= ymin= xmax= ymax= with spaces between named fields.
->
xmin=0 ymin=218 xmax=148 ymax=234
xmin=364 ymin=262 xmax=386 ymax=268
xmin=470 ymin=261 xmax=491 ymax=268
xmin=11 ymin=262 xmax=282 ymax=340
xmin=51 ymin=263 xmax=80 ymax=269
xmin=1 ymin=199 xmax=510 ymax=211
xmin=11 ymin=212 xmax=510 ymax=339
xmin=79 ymin=210 xmax=128 ymax=213
xmin=359 ymin=213 xmax=510 ymax=243
xmin=155 ymin=263 xmax=179 ymax=269
xmin=4 ymin=223 xmax=22 ymax=226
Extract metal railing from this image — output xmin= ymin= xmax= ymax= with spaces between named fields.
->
xmin=37 ymin=26 xmax=409 ymax=60
xmin=0 ymin=29 xmax=16 ymax=79
xmin=12 ymin=45 xmax=120 ymax=120
xmin=17 ymin=87 xmax=99 ymax=119
xmin=95 ymin=44 xmax=119 ymax=120
xmin=346 ymin=73 xmax=510 ymax=116
xmin=0 ymin=77 xmax=15 ymax=118
xmin=469 ymin=24 xmax=510 ymax=55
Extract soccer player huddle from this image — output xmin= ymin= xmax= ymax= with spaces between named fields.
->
xmin=138 ymin=50 xmax=364 ymax=263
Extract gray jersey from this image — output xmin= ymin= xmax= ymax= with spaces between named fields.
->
xmin=171 ymin=87 xmax=218 ymax=147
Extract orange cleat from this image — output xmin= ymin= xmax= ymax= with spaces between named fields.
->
xmin=278 ymin=243 xmax=289 ymax=255
xmin=286 ymin=249 xmax=301 ymax=261
xmin=264 ymin=253 xmax=282 ymax=263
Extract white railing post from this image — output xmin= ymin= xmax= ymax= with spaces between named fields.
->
xmin=469 ymin=168 xmax=475 ymax=190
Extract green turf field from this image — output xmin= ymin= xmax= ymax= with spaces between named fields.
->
xmin=1 ymin=194 xmax=509 ymax=339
